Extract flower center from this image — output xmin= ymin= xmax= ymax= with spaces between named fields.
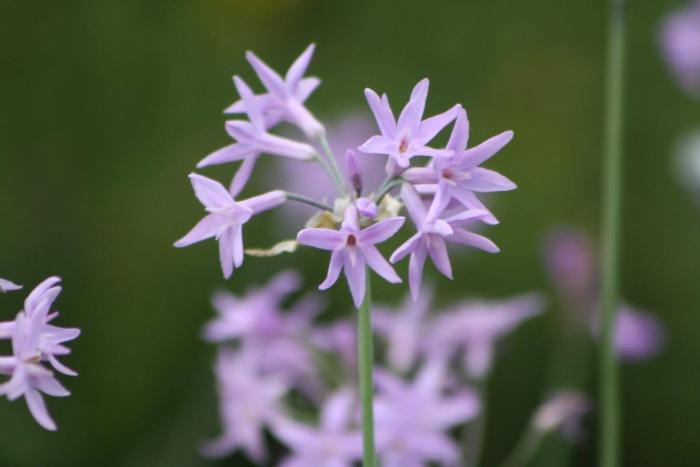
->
xmin=398 ymin=137 xmax=409 ymax=153
xmin=346 ymin=234 xmax=357 ymax=246
xmin=442 ymin=169 xmax=453 ymax=179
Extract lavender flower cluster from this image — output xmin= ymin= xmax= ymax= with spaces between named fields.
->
xmin=199 ymin=270 xmax=589 ymax=466
xmin=174 ymin=44 xmax=515 ymax=307
xmin=0 ymin=277 xmax=79 ymax=431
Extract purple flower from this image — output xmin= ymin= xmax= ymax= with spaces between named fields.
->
xmin=533 ymin=390 xmax=591 ymax=441
xmin=403 ymin=108 xmax=515 ymax=224
xmin=226 ymin=44 xmax=325 ymax=137
xmin=429 ymin=293 xmax=545 ymax=378
xmin=297 ymin=205 xmax=404 ymax=307
xmin=272 ymin=389 xmax=362 ymax=467
xmin=0 ymin=278 xmax=21 ymax=293
xmin=0 ymin=277 xmax=79 ymax=431
xmin=359 ymin=79 xmax=460 ymax=169
xmin=374 ymin=287 xmax=433 ymax=373
xmin=390 ymin=183 xmax=498 ymax=300
xmin=543 ymin=228 xmax=595 ymax=306
xmin=202 ymin=349 xmax=288 ymax=462
xmin=311 ymin=320 xmax=356 ymax=367
xmin=198 ymin=75 xmax=316 ymax=173
xmin=592 ymin=305 xmax=666 ymax=362
xmin=202 ymin=271 xmax=322 ymax=391
xmin=174 ymin=173 xmax=286 ymax=278
xmin=660 ymin=1 xmax=700 ymax=96
xmin=374 ymin=359 xmax=480 ymax=467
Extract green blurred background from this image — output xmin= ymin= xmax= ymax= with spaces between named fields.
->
xmin=0 ymin=0 xmax=698 ymax=466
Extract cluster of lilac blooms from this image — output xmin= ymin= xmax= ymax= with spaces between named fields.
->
xmin=0 ymin=277 xmax=79 ymax=431
xmin=174 ymin=44 xmax=514 ymax=307
xmin=200 ymin=270 xmax=593 ymax=466
xmin=660 ymin=0 xmax=700 ymax=97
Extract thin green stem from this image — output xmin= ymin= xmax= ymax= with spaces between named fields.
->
xmin=600 ymin=1 xmax=626 ymax=467
xmin=374 ymin=178 xmax=404 ymax=204
xmin=318 ymin=135 xmax=348 ymax=197
xmin=285 ymin=191 xmax=334 ymax=212
xmin=312 ymin=153 xmax=346 ymax=197
xmin=497 ymin=428 xmax=543 ymax=467
xmin=463 ymin=378 xmax=488 ymax=467
xmin=357 ymin=273 xmax=377 ymax=467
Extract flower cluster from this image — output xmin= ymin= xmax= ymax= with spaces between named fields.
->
xmin=0 ymin=277 xmax=79 ymax=430
xmin=174 ymin=44 xmax=516 ymax=307
xmin=200 ymin=273 xmax=559 ymax=466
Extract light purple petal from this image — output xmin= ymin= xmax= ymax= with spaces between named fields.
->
xmin=400 ymin=183 xmax=427 ymax=226
xmin=320 ymin=250 xmax=345 ymax=290
xmin=297 ymin=228 xmax=344 ymax=250
xmin=415 ymin=104 xmax=461 ymax=144
xmin=397 ymin=78 xmax=429 ymax=135
xmin=218 ymin=228 xmax=234 ymax=279
xmin=390 ymin=232 xmax=422 ymax=264
xmin=408 ymin=245 xmax=428 ymax=301
xmin=445 ymin=107 xmax=469 ymax=152
xmin=240 ymin=190 xmax=286 ymax=215
xmin=461 ymin=167 xmax=517 ymax=192
xmin=285 ymin=43 xmax=315 ymax=89
xmin=427 ymin=236 xmax=452 ymax=279
xmin=232 ymin=225 xmax=244 ymax=268
xmin=364 ymin=88 xmax=396 ymax=137
xmin=229 ymin=154 xmax=259 ymax=197
xmin=296 ymin=77 xmax=321 ymax=102
xmin=344 ymin=255 xmax=366 ymax=307
xmin=256 ymin=132 xmax=316 ymax=160
xmin=197 ymin=143 xmax=257 ymax=169
xmin=447 ymin=188 xmax=499 ymax=225
xmin=233 ymin=75 xmax=265 ymax=129
xmin=24 ymin=277 xmax=60 ymax=315
xmin=358 ymin=135 xmax=397 ymax=155
xmin=189 ymin=173 xmax=234 ymax=211
xmin=321 ymin=389 xmax=355 ymax=431
xmin=362 ymin=246 xmax=401 ymax=284
xmin=359 ymin=217 xmax=405 ymax=244
xmin=449 ymin=229 xmax=500 ymax=253
xmin=460 ymin=130 xmax=514 ymax=168
xmin=245 ymin=50 xmax=288 ymax=98
xmin=284 ymin=98 xmax=325 ymax=137
xmin=25 ymin=390 xmax=56 ymax=431
xmin=34 ymin=375 xmax=70 ymax=397
xmin=174 ymin=214 xmax=224 ymax=248
xmin=0 ymin=278 xmax=22 ymax=293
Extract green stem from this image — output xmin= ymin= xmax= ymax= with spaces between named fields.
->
xmin=357 ymin=273 xmax=377 ymax=467
xmin=313 ymin=153 xmax=346 ymax=197
xmin=285 ymin=191 xmax=334 ymax=212
xmin=497 ymin=428 xmax=543 ymax=467
xmin=318 ymin=135 xmax=349 ymax=197
xmin=374 ymin=177 xmax=404 ymax=204
xmin=463 ymin=378 xmax=488 ymax=467
xmin=600 ymin=1 xmax=626 ymax=467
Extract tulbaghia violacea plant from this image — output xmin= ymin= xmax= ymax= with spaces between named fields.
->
xmin=174 ymin=44 xmax=517 ymax=466
xmin=0 ymin=277 xmax=79 ymax=431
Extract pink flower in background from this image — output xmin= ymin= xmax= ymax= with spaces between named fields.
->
xmin=0 ymin=277 xmax=79 ymax=431
xmin=595 ymin=305 xmax=666 ymax=362
xmin=374 ymin=359 xmax=480 ymax=467
xmin=429 ymin=293 xmax=545 ymax=378
xmin=360 ymin=79 xmax=459 ymax=169
xmin=174 ymin=174 xmax=286 ymax=278
xmin=202 ymin=349 xmax=288 ymax=462
xmin=660 ymin=1 xmax=700 ymax=96
xmin=272 ymin=389 xmax=362 ymax=467
xmin=298 ymin=205 xmax=404 ymax=307
xmin=543 ymin=229 xmax=595 ymax=306
xmin=311 ymin=320 xmax=356 ymax=367
xmin=374 ymin=287 xmax=433 ymax=373
xmin=533 ymin=390 xmax=591 ymax=441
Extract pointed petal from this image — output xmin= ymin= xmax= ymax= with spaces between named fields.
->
xmin=408 ymin=246 xmax=428 ymax=301
xmin=233 ymin=76 xmax=264 ymax=129
xmin=460 ymin=130 xmax=514 ymax=167
xmin=296 ymin=77 xmax=321 ymax=102
xmin=24 ymin=277 xmax=60 ymax=316
xmin=363 ymin=246 xmax=401 ymax=284
xmin=320 ymin=250 xmax=344 ymax=289
xmin=344 ymin=255 xmax=366 ymax=307
xmin=400 ymin=183 xmax=427 ymax=226
xmin=359 ymin=217 xmax=405 ymax=244
xmin=229 ymin=154 xmax=259 ymax=197
xmin=358 ymin=135 xmax=397 ymax=155
xmin=245 ymin=50 xmax=288 ymax=98
xmin=197 ymin=143 xmax=256 ymax=169
xmin=48 ymin=354 xmax=78 ymax=376
xmin=403 ymin=166 xmax=439 ymax=184
xmin=25 ymin=390 xmax=57 ymax=431
xmin=256 ymin=133 xmax=316 ymax=160
xmin=232 ymin=225 xmax=244 ymax=267
xmin=218 ymin=228 xmax=234 ymax=279
xmin=0 ymin=278 xmax=22 ymax=293
xmin=390 ymin=233 xmax=422 ymax=263
xmin=35 ymin=375 xmax=70 ymax=397
xmin=450 ymin=229 xmax=500 ymax=253
xmin=284 ymin=98 xmax=325 ymax=137
xmin=446 ymin=107 xmax=469 ymax=152
xmin=285 ymin=43 xmax=315 ymax=89
xmin=174 ymin=214 xmax=224 ymax=247
xmin=398 ymin=78 xmax=429 ymax=135
xmin=461 ymin=167 xmax=517 ymax=192
xmin=189 ymin=173 xmax=234 ymax=210
xmin=415 ymin=104 xmax=462 ymax=144
xmin=425 ymin=183 xmax=450 ymax=222
xmin=297 ymin=228 xmax=344 ymax=250
xmin=427 ymin=236 xmax=453 ymax=279
xmin=240 ymin=190 xmax=286 ymax=214
xmin=448 ymin=188 xmax=499 ymax=225
xmin=364 ymin=88 xmax=396 ymax=137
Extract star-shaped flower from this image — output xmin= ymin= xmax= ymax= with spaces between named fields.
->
xmin=174 ymin=173 xmax=286 ymax=278
xmin=297 ymin=204 xmax=404 ymax=307
xmin=359 ymin=79 xmax=460 ymax=169
xmin=0 ymin=278 xmax=21 ymax=293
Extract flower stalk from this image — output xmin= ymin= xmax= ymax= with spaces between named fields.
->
xmin=600 ymin=0 xmax=627 ymax=466
xmin=357 ymin=273 xmax=377 ymax=467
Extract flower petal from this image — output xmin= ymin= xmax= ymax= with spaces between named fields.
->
xmin=174 ymin=214 xmax=224 ymax=248
xmin=233 ymin=75 xmax=265 ymax=129
xmin=189 ymin=173 xmax=234 ymax=211
xmin=427 ymin=235 xmax=453 ymax=279
xmin=245 ymin=50 xmax=288 ymax=98
xmin=285 ymin=43 xmax=315 ymax=89
xmin=320 ymin=250 xmax=344 ymax=290
xmin=460 ymin=130 xmax=514 ymax=168
xmin=461 ymin=167 xmax=517 ymax=192
xmin=358 ymin=135 xmax=397 ymax=155
xmin=449 ymin=229 xmax=500 ymax=253
xmin=362 ymin=246 xmax=401 ymax=284
xmin=218 ymin=228 xmax=234 ymax=279
xmin=344 ymin=255 xmax=366 ymax=308
xmin=397 ymin=78 xmax=429 ymax=135
xmin=197 ymin=143 xmax=257 ymax=169
xmin=359 ymin=217 xmax=405 ymax=244
xmin=400 ymin=183 xmax=428 ymax=226
xmin=415 ymin=104 xmax=461 ymax=144
xmin=364 ymin=88 xmax=396 ymax=137
xmin=229 ymin=154 xmax=259 ymax=197
xmin=390 ymin=232 xmax=422 ymax=264
xmin=408 ymin=245 xmax=428 ymax=301
xmin=25 ymin=389 xmax=56 ymax=431
xmin=444 ymin=107 xmax=469 ymax=152
xmin=297 ymin=228 xmax=344 ymax=250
